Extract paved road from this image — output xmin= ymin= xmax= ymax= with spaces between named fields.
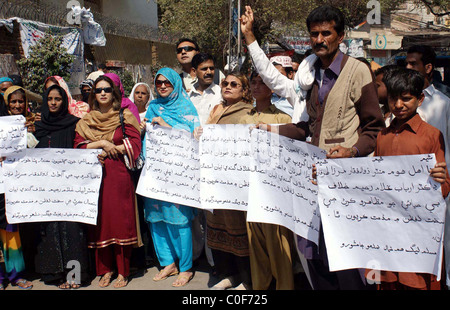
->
xmin=5 ymin=257 xmax=216 ymax=291
xmin=4 ymin=255 xmax=311 ymax=291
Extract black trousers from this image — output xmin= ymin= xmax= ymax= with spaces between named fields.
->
xmin=306 ymin=227 xmax=376 ymax=290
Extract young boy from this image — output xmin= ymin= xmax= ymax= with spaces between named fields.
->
xmin=369 ymin=67 xmax=450 ymax=290
xmin=374 ymin=65 xmax=398 ymax=126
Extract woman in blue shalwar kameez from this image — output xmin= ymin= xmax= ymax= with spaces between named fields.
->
xmin=142 ymin=68 xmax=200 ymax=287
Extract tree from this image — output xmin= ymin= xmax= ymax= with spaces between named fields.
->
xmin=157 ymin=0 xmax=406 ymax=69
xmin=16 ymin=33 xmax=74 ymax=95
xmin=418 ymin=0 xmax=450 ymax=16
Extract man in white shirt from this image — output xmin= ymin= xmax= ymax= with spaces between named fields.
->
xmin=406 ymin=45 xmax=450 ymax=164
xmin=187 ymin=53 xmax=221 ymax=271
xmin=87 ymin=63 xmax=107 ymax=81
xmin=240 ymin=15 xmax=308 ymax=123
xmin=406 ymin=44 xmax=450 ymax=288
xmin=269 ymin=55 xmax=295 ymax=117
xmin=188 ymin=53 xmax=223 ymax=125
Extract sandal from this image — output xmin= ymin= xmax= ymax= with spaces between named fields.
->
xmin=70 ymin=283 xmax=81 ymax=289
xmin=172 ymin=272 xmax=194 ymax=287
xmin=58 ymin=282 xmax=71 ymax=290
xmin=12 ymin=279 xmax=33 ymax=290
xmin=153 ymin=267 xmax=179 ymax=281
xmin=99 ymin=272 xmax=114 ymax=288
xmin=113 ymin=275 xmax=128 ymax=289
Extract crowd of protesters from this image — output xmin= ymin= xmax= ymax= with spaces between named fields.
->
xmin=0 ymin=4 xmax=449 ymax=291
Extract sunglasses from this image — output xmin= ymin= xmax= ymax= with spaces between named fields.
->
xmin=155 ymin=79 xmax=173 ymax=88
xmin=94 ymin=87 xmax=113 ymax=94
xmin=221 ymin=80 xmax=241 ymax=88
xmin=176 ymin=46 xmax=197 ymax=54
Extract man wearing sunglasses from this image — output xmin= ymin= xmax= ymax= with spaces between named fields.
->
xmin=176 ymin=38 xmax=225 ymax=92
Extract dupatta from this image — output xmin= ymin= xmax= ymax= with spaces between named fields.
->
xmin=144 ymin=67 xmax=200 ymax=132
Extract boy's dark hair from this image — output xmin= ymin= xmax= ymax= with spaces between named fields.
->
xmin=374 ymin=64 xmax=398 ymax=78
xmin=407 ymin=45 xmax=436 ymax=68
xmin=385 ymin=67 xmax=424 ymax=99
xmin=191 ymin=53 xmax=215 ymax=69
xmin=306 ymin=5 xmax=345 ymax=34
xmin=175 ymin=38 xmax=200 ymax=51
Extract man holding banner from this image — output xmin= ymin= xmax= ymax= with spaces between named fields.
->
xmin=244 ymin=5 xmax=385 ymax=289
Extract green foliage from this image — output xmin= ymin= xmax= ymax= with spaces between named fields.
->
xmin=16 ymin=33 xmax=74 ymax=95
xmin=157 ymin=0 xmax=408 ymax=70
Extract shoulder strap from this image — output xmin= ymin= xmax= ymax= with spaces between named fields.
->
xmin=119 ymin=108 xmax=127 ymax=138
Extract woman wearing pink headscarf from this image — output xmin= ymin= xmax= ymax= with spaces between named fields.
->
xmin=104 ymin=73 xmax=140 ymax=122
xmin=44 ymin=76 xmax=90 ymax=118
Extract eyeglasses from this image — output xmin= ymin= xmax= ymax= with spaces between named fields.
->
xmin=155 ymin=80 xmax=173 ymax=88
xmin=94 ymin=87 xmax=113 ymax=94
xmin=176 ymin=46 xmax=197 ymax=54
xmin=221 ymin=80 xmax=241 ymax=88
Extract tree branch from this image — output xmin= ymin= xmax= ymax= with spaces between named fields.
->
xmin=419 ymin=0 xmax=450 ymax=17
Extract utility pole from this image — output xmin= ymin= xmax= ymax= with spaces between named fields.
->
xmin=227 ymin=0 xmax=242 ymax=72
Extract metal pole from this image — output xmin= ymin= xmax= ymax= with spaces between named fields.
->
xmin=228 ymin=0 xmax=233 ymax=72
xmin=237 ymin=0 xmax=241 ymax=69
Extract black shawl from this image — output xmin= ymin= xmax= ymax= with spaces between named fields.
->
xmin=34 ymin=84 xmax=80 ymax=148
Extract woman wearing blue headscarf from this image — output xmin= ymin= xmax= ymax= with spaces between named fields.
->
xmin=142 ymin=68 xmax=200 ymax=287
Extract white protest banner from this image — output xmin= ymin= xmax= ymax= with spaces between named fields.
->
xmin=136 ymin=125 xmax=201 ymax=208
xmin=199 ymin=124 xmax=252 ymax=211
xmin=0 ymin=115 xmax=27 ymax=156
xmin=3 ymin=148 xmax=102 ymax=225
xmin=0 ymin=163 xmax=4 ymax=194
xmin=247 ymin=129 xmax=326 ymax=245
xmin=316 ymin=154 xmax=446 ymax=279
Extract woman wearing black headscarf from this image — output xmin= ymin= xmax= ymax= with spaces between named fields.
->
xmin=32 ymin=85 xmax=90 ymax=289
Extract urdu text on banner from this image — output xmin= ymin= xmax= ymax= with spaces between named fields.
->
xmin=247 ymin=129 xmax=326 ymax=245
xmin=316 ymin=154 xmax=446 ymax=279
xmin=3 ymin=148 xmax=103 ymax=225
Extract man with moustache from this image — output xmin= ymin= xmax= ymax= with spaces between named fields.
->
xmin=188 ymin=53 xmax=223 ymax=125
xmin=187 ymin=53 xmax=222 ymax=272
xmin=243 ymin=5 xmax=384 ymax=290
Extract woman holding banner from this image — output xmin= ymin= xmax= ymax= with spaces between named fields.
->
xmin=0 ymin=92 xmax=33 ymax=290
xmin=4 ymin=85 xmax=37 ymax=148
xmin=141 ymin=67 xmax=200 ymax=287
xmin=32 ymin=84 xmax=88 ymax=289
xmin=205 ymin=72 xmax=254 ymax=290
xmin=74 ymin=75 xmax=141 ymax=289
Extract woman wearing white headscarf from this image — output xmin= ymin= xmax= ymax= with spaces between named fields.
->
xmin=129 ymin=83 xmax=154 ymax=122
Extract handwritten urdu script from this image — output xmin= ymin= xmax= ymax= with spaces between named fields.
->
xmin=317 ymin=154 xmax=446 ymax=278
xmin=3 ymin=148 xmax=103 ymax=225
